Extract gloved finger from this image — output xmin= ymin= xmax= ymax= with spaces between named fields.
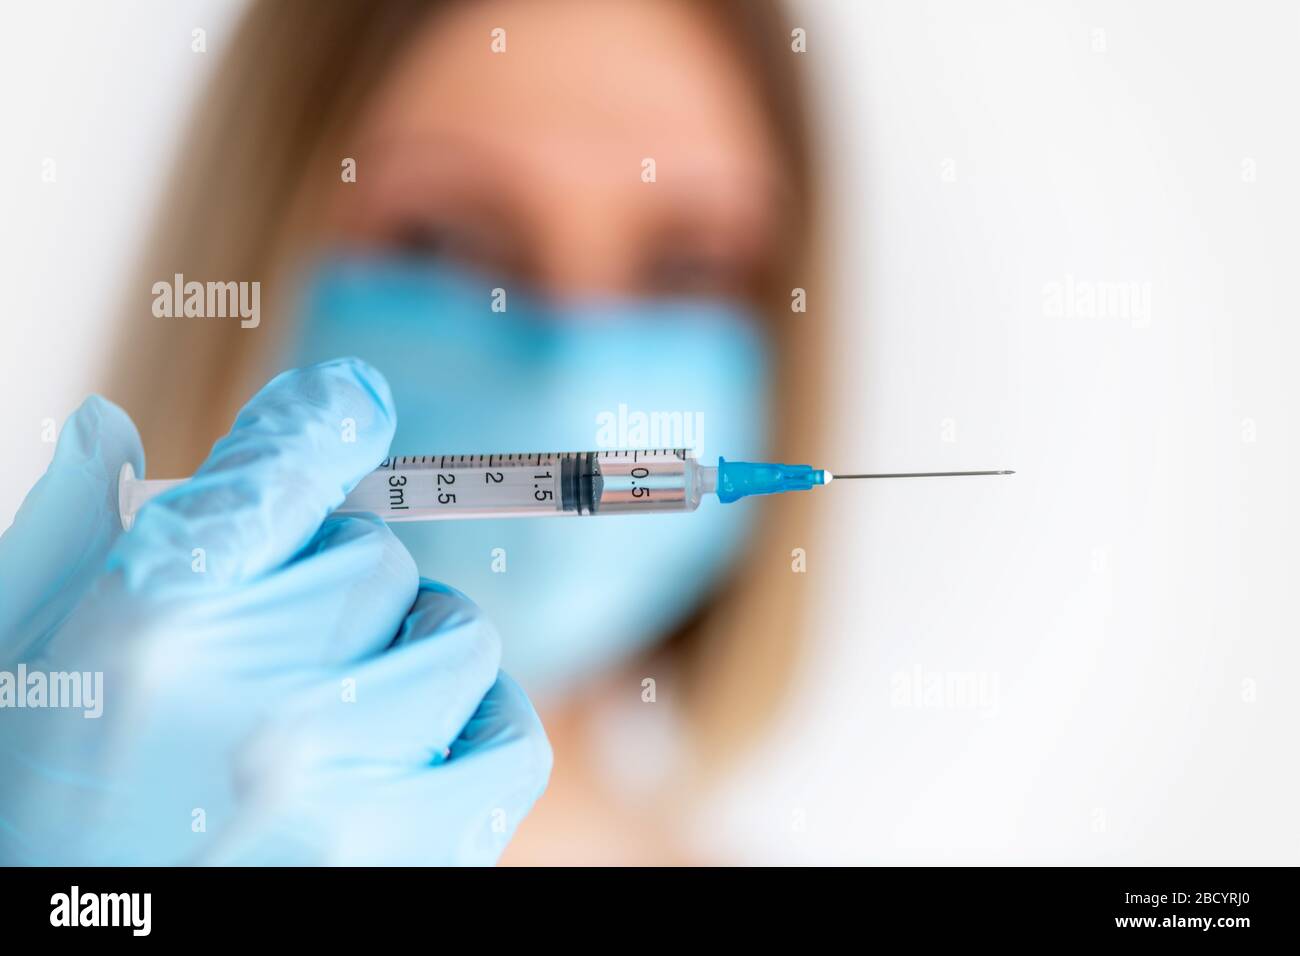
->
xmin=206 ymin=670 xmax=548 ymax=866
xmin=111 ymin=357 xmax=394 ymax=592
xmin=196 ymin=513 xmax=419 ymax=672
xmin=321 ymin=672 xmax=552 ymax=865
xmin=0 ymin=396 xmax=143 ymax=651
xmin=245 ymin=580 xmax=501 ymax=768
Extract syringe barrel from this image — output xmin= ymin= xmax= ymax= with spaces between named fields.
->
xmin=340 ymin=451 xmax=712 ymax=519
xmin=118 ymin=450 xmax=714 ymax=530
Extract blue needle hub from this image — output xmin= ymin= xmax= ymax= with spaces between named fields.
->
xmin=714 ymin=457 xmax=830 ymax=504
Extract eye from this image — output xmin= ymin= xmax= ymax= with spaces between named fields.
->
xmin=390 ymin=220 xmax=474 ymax=259
xmin=642 ymin=248 xmax=754 ymax=298
xmin=383 ymin=216 xmax=524 ymax=276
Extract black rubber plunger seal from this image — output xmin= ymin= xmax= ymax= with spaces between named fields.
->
xmin=560 ymin=452 xmax=602 ymax=515
xmin=580 ymin=452 xmax=601 ymax=514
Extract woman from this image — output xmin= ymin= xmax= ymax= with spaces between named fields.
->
xmin=1 ymin=0 xmax=825 ymax=865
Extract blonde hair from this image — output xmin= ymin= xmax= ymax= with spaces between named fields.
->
xmin=107 ymin=0 xmax=825 ymax=772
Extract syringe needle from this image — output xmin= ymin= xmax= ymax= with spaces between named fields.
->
xmin=830 ymin=470 xmax=1015 ymax=479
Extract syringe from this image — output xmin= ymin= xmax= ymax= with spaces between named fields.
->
xmin=117 ymin=450 xmax=1013 ymax=530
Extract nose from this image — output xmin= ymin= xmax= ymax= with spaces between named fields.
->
xmin=525 ymin=191 xmax=646 ymax=299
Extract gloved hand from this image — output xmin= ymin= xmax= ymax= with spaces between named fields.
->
xmin=0 ymin=358 xmax=551 ymax=865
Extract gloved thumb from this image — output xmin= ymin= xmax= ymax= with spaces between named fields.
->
xmin=0 ymin=396 xmax=144 ymax=649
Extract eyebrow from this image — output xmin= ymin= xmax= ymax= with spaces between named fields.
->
xmin=351 ymin=127 xmax=794 ymax=237
xmin=357 ymin=128 xmax=782 ymax=190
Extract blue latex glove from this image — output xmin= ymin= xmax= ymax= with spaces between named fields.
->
xmin=0 ymin=358 xmax=551 ymax=865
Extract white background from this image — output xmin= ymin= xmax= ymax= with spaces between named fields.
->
xmin=2 ymin=1 xmax=1297 ymax=864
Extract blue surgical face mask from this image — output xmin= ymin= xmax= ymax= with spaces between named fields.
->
xmin=282 ymin=257 xmax=771 ymax=693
